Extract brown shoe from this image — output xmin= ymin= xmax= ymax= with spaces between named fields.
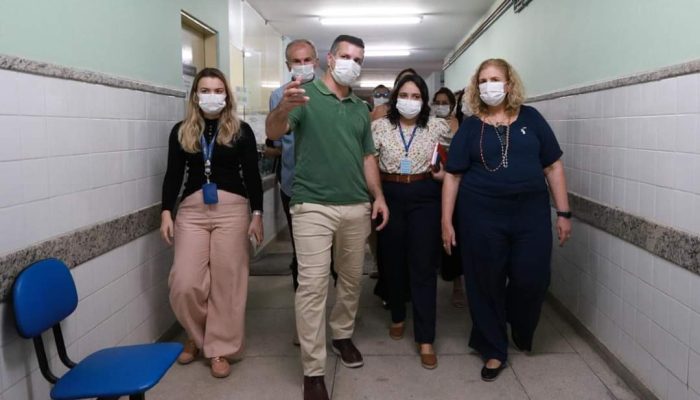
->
xmin=417 ymin=344 xmax=438 ymax=370
xmin=331 ymin=339 xmax=364 ymax=368
xmin=177 ymin=339 xmax=199 ymax=365
xmin=210 ymin=357 xmax=231 ymax=378
xmin=303 ymin=376 xmax=329 ymax=400
xmin=389 ymin=323 xmax=405 ymax=340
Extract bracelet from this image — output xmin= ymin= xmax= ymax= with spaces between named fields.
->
xmin=252 ymin=210 xmax=263 ymax=216
xmin=556 ymin=210 xmax=572 ymax=219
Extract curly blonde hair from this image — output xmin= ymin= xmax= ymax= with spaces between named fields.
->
xmin=466 ymin=58 xmax=525 ymax=117
xmin=179 ymin=68 xmax=241 ymax=153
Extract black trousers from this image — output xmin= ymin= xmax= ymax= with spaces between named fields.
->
xmin=378 ymin=179 xmax=441 ymax=344
xmin=280 ymin=190 xmax=299 ymax=290
xmin=281 ymin=190 xmax=336 ymax=291
xmin=457 ymin=189 xmax=552 ymax=362
xmin=441 ymin=211 xmax=463 ymax=281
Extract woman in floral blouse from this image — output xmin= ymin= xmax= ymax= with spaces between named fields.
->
xmin=372 ymin=73 xmax=450 ymax=370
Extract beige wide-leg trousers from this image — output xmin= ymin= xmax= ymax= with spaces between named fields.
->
xmin=291 ymin=202 xmax=371 ymax=376
xmin=168 ymin=190 xmax=250 ymax=358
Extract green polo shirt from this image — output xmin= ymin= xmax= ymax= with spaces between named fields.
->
xmin=288 ymin=78 xmax=375 ymax=206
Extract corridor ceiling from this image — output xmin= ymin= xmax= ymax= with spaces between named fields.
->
xmin=244 ymin=0 xmax=498 ymax=85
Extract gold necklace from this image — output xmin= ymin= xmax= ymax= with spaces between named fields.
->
xmin=479 ymin=120 xmax=510 ymax=172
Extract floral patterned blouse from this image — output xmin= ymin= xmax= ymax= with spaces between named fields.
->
xmin=372 ymin=116 xmax=450 ymax=174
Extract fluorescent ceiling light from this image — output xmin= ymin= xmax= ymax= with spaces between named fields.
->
xmin=364 ymin=49 xmax=411 ymax=57
xmin=244 ymin=51 xmax=253 ymax=58
xmin=320 ymin=16 xmax=422 ymax=25
xmin=319 ymin=8 xmax=421 ymax=17
xmin=359 ymin=81 xmax=394 ymax=88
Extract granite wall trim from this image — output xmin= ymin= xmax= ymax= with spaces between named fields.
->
xmin=0 ymin=54 xmax=186 ymax=98
xmin=569 ymin=193 xmax=700 ymax=273
xmin=0 ymin=205 xmax=161 ymax=302
xmin=528 ymin=59 xmax=700 ymax=103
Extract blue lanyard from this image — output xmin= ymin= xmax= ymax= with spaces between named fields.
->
xmin=200 ymin=130 xmax=218 ymax=181
xmin=398 ymin=124 xmax=418 ymax=156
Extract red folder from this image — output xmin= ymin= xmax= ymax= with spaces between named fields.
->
xmin=431 ymin=142 xmax=448 ymax=167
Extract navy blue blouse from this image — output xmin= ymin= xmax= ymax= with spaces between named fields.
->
xmin=445 ymin=105 xmax=562 ymax=196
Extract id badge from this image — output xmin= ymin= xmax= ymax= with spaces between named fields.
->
xmin=202 ymin=182 xmax=219 ymax=204
xmin=399 ymin=158 xmax=412 ymax=174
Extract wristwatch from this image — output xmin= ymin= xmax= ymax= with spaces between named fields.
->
xmin=556 ymin=210 xmax=572 ymax=219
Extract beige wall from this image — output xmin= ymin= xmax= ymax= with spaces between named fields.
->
xmin=241 ymin=1 xmax=284 ymax=115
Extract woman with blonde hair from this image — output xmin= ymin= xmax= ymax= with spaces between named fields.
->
xmin=442 ymin=59 xmax=571 ymax=381
xmin=160 ymin=67 xmax=263 ymax=378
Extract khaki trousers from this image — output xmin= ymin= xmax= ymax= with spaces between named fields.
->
xmin=291 ymin=202 xmax=371 ymax=376
xmin=168 ymin=190 xmax=250 ymax=358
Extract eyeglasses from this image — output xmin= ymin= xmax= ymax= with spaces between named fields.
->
xmin=373 ymin=92 xmax=390 ymax=98
xmin=431 ymin=101 xmax=450 ymax=106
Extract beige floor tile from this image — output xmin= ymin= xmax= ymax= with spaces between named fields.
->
xmin=332 ymin=354 xmax=529 ymax=400
xmin=519 ymin=314 xmax=576 ymax=354
xmin=245 ymin=308 xmax=300 ymax=357
xmin=159 ymin=236 xmax=642 ymax=400
xmin=576 ymin=349 xmax=641 ymax=400
xmin=247 ymin=275 xmax=296 ymax=310
xmin=149 ymin=355 xmax=336 ymax=400
xmin=511 ymin=353 xmax=616 ymax=400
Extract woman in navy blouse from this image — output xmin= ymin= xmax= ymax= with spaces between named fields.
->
xmin=441 ymin=59 xmax=572 ymax=382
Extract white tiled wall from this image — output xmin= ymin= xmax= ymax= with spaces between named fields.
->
xmin=0 ymin=232 xmax=174 ymax=399
xmin=535 ymin=73 xmax=700 ymax=236
xmin=533 ymin=72 xmax=700 ymax=400
xmin=0 ymin=69 xmax=182 ymax=400
xmin=0 ymin=68 xmax=183 ymax=256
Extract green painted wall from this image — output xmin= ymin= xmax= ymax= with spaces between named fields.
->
xmin=445 ymin=0 xmax=700 ymax=97
xmin=0 ymin=0 xmax=229 ymax=89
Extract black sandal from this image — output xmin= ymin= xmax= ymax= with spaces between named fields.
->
xmin=481 ymin=360 xmax=507 ymax=382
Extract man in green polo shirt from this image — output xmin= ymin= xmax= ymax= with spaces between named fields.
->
xmin=266 ymin=34 xmax=389 ymax=400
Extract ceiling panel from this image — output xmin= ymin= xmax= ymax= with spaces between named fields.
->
xmin=245 ymin=0 xmax=498 ymax=79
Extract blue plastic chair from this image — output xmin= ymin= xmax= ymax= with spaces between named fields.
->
xmin=12 ymin=258 xmax=183 ymax=400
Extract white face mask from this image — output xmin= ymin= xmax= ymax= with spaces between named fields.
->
xmin=291 ymin=63 xmax=315 ymax=83
xmin=434 ymin=105 xmax=451 ymax=118
xmin=396 ymin=99 xmax=422 ymax=119
xmin=331 ymin=58 xmax=361 ymax=87
xmin=479 ymin=81 xmax=506 ymax=106
xmin=198 ymin=93 xmax=226 ymax=114
xmin=374 ymin=97 xmax=389 ymax=106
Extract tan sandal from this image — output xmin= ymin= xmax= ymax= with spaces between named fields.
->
xmin=210 ymin=356 xmax=231 ymax=378
xmin=177 ymin=339 xmax=199 ymax=365
xmin=417 ymin=344 xmax=438 ymax=370
xmin=389 ymin=323 xmax=405 ymax=340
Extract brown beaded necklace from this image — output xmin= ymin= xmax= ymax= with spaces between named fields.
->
xmin=479 ymin=120 xmax=510 ymax=172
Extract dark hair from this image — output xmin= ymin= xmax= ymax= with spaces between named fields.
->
xmin=330 ymin=35 xmax=365 ymax=54
xmin=454 ymin=89 xmax=465 ymax=124
xmin=388 ymin=74 xmax=430 ymax=129
xmin=372 ymin=84 xmax=389 ymax=93
xmin=432 ymin=87 xmax=456 ymax=112
xmin=393 ymin=68 xmax=418 ymax=87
